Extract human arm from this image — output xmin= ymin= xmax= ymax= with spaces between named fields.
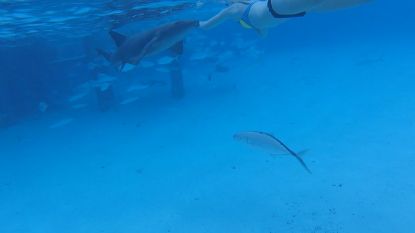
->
xmin=199 ymin=4 xmax=246 ymax=30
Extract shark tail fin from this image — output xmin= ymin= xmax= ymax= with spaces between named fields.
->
xmin=96 ymin=48 xmax=113 ymax=63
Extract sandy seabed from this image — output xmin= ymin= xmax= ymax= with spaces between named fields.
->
xmin=1 ymin=39 xmax=414 ymax=233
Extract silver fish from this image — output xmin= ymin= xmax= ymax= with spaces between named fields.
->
xmin=234 ymin=131 xmax=312 ymax=174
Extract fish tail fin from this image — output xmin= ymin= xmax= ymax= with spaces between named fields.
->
xmin=96 ymin=48 xmax=113 ymax=63
xmin=297 ymin=149 xmax=309 ymax=157
xmin=292 ymin=153 xmax=312 ymax=174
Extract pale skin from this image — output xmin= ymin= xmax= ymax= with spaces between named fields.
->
xmin=200 ymin=0 xmax=371 ymax=32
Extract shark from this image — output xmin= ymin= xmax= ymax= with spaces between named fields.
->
xmin=97 ymin=20 xmax=199 ymax=70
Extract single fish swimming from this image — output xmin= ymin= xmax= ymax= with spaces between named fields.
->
xmin=234 ymin=131 xmax=312 ymax=174
xmin=97 ymin=20 xmax=199 ymax=70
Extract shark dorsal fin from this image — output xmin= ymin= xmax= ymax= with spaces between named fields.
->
xmin=109 ymin=30 xmax=127 ymax=47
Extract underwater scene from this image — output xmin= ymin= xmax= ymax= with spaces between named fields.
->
xmin=0 ymin=0 xmax=414 ymax=232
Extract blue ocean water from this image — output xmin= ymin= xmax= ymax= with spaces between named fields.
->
xmin=1 ymin=0 xmax=414 ymax=232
